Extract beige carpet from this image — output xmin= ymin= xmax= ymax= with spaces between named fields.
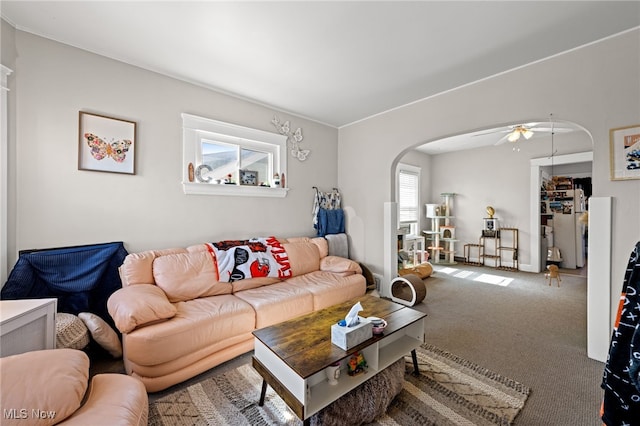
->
xmin=421 ymin=264 xmax=604 ymax=425
xmin=148 ymin=343 xmax=529 ymax=426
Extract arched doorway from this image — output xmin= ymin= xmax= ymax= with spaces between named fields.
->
xmin=383 ymin=120 xmax=609 ymax=361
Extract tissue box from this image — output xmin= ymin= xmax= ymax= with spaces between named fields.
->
xmin=331 ymin=317 xmax=373 ymax=350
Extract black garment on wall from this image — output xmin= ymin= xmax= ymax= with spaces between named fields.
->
xmin=601 ymin=241 xmax=640 ymax=425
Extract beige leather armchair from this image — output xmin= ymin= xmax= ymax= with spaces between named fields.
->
xmin=1 ymin=348 xmax=147 ymax=426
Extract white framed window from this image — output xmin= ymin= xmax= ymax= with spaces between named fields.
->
xmin=182 ymin=113 xmax=288 ymax=197
xmin=397 ymin=163 xmax=421 ymax=235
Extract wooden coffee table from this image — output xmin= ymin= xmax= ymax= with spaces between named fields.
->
xmin=252 ymin=294 xmax=426 ymax=424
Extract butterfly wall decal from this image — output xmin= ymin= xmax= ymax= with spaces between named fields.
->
xmin=84 ymin=133 xmax=132 ymax=163
xmin=271 ymin=116 xmax=310 ymax=161
xmin=292 ymin=127 xmax=303 ymax=143
xmin=292 ymin=147 xmax=310 ymax=161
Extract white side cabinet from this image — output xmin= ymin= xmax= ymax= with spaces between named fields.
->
xmin=0 ymin=298 xmax=57 ymax=357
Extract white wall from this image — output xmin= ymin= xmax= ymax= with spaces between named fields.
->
xmin=548 ymin=162 xmax=592 ymax=178
xmin=339 ymin=29 xmax=640 ymax=337
xmin=1 ymin=19 xmax=16 ymax=68
xmin=4 ymin=30 xmax=339 ymax=271
xmin=1 ymin=19 xmax=17 ymax=285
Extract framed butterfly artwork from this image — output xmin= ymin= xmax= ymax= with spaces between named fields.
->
xmin=78 ymin=111 xmax=136 ymax=174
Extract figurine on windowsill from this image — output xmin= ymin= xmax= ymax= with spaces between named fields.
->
xmin=347 ymin=351 xmax=367 ymax=376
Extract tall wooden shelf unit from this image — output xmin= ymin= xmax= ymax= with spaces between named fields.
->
xmin=424 ymin=193 xmax=457 ymax=265
xmin=474 ymin=228 xmax=519 ymax=271
xmin=497 ymin=227 xmax=519 ymax=271
xmin=464 ymin=227 xmax=519 ymax=271
xmin=479 ymin=234 xmax=500 ymax=268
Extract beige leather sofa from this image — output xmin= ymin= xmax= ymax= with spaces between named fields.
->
xmin=107 ymin=236 xmax=366 ymax=392
xmin=0 ymin=348 xmax=148 ymax=426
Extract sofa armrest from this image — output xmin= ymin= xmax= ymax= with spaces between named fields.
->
xmin=319 ymin=256 xmax=362 ymax=275
xmin=107 ymin=284 xmax=177 ymax=334
xmin=60 ymin=374 xmax=148 ymax=426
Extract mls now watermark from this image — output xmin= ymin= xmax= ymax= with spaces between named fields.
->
xmin=4 ymin=408 xmax=56 ymax=420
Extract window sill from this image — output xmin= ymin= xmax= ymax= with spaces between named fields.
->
xmin=182 ymin=182 xmax=289 ymax=198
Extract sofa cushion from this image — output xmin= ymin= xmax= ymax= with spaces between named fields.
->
xmin=0 ymin=349 xmax=89 ymax=426
xmin=78 ymin=312 xmax=123 ymax=358
xmin=186 ymin=243 xmax=209 ymax=253
xmin=283 ymin=237 xmax=329 ymax=258
xmin=320 ymin=255 xmax=362 ymax=275
xmin=311 ymin=237 xmax=329 ymax=258
xmin=234 ymin=281 xmax=314 ymax=328
xmin=61 ymin=373 xmax=148 ymax=426
xmin=231 ymin=277 xmax=281 ymax=292
xmin=119 ymin=248 xmax=187 ymax=286
xmin=282 ymin=242 xmax=321 ymax=277
xmin=108 ymin=284 xmax=177 ymax=333
xmin=123 ymin=294 xmax=255 ymax=366
xmin=153 ymin=251 xmax=232 ymax=302
xmin=285 ymin=270 xmax=367 ymax=311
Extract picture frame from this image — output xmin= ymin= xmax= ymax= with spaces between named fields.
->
xmin=482 ymin=218 xmax=499 ymax=237
xmin=483 ymin=218 xmax=498 ymax=231
xmin=609 ymin=124 xmax=640 ymax=180
xmin=78 ymin=111 xmax=136 ymax=174
xmin=239 ymin=169 xmax=258 ymax=186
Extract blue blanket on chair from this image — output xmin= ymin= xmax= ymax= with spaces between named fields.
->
xmin=1 ymin=242 xmax=128 ymax=328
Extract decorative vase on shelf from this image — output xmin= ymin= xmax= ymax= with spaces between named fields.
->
xmin=486 ymin=206 xmax=495 ymax=218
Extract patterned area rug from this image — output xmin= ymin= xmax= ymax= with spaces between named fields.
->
xmin=148 ymin=343 xmax=530 ymax=426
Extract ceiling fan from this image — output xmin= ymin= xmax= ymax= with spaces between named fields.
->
xmin=474 ymin=122 xmax=575 ymax=146
xmin=506 ymin=125 xmax=534 ymax=142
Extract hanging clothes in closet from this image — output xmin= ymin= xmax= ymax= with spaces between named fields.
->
xmin=312 ymin=187 xmax=344 ymax=237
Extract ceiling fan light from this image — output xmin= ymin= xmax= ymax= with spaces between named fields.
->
xmin=507 ymin=131 xmax=520 ymax=142
xmin=523 ymin=129 xmax=534 ymax=139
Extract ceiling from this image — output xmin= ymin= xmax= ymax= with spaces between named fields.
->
xmin=2 ymin=1 xmax=639 ymax=129
xmin=415 ymin=120 xmax=584 ymax=155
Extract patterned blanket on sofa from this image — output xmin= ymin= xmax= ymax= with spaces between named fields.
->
xmin=207 ymin=237 xmax=291 ymax=282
